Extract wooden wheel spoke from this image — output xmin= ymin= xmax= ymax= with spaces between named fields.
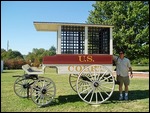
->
xmin=79 ymin=87 xmax=91 ymax=94
xmin=83 ymin=89 xmax=93 ymax=100
xmin=99 ymin=70 xmax=108 ymax=81
xmin=89 ymin=90 xmax=95 ymax=103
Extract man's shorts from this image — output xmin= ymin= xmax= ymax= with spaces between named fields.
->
xmin=117 ymin=75 xmax=130 ymax=86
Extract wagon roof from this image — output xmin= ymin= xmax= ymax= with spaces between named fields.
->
xmin=33 ymin=21 xmax=113 ymax=31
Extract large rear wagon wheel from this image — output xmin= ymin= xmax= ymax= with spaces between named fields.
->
xmin=30 ymin=77 xmax=56 ymax=107
xmin=76 ymin=65 xmax=115 ymax=105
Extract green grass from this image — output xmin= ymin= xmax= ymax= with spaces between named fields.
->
xmin=1 ymin=68 xmax=149 ymax=112
xmin=131 ymin=65 xmax=149 ymax=72
xmin=113 ymin=65 xmax=149 ymax=72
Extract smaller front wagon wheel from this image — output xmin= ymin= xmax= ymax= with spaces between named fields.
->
xmin=14 ymin=76 xmax=34 ymax=98
xmin=31 ymin=77 xmax=56 ymax=107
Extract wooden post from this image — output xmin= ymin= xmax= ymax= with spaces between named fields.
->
xmin=85 ymin=26 xmax=88 ymax=54
xmin=110 ymin=27 xmax=113 ymax=55
xmin=57 ymin=26 xmax=61 ymax=54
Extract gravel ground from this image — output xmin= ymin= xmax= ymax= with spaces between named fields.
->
xmin=131 ymin=72 xmax=149 ymax=78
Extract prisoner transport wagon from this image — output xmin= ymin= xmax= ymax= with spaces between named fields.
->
xmin=13 ymin=22 xmax=115 ymax=107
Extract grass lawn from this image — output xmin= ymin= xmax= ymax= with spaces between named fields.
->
xmin=113 ymin=65 xmax=149 ymax=72
xmin=131 ymin=65 xmax=149 ymax=72
xmin=1 ymin=68 xmax=149 ymax=112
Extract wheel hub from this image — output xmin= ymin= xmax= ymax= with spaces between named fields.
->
xmin=23 ymin=84 xmax=29 ymax=89
xmin=41 ymin=89 xmax=47 ymax=94
xmin=93 ymin=81 xmax=99 ymax=87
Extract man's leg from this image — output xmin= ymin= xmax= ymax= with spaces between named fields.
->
xmin=119 ymin=83 xmax=123 ymax=100
xmin=125 ymin=85 xmax=128 ymax=93
xmin=119 ymin=84 xmax=123 ymax=94
xmin=124 ymin=85 xmax=128 ymax=100
xmin=124 ymin=76 xmax=130 ymax=100
xmin=117 ymin=75 xmax=123 ymax=100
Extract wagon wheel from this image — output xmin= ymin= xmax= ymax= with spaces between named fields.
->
xmin=30 ymin=77 xmax=56 ymax=107
xmin=14 ymin=75 xmax=35 ymax=98
xmin=69 ymin=74 xmax=78 ymax=92
xmin=76 ymin=65 xmax=115 ymax=104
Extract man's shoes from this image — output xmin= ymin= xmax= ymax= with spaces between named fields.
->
xmin=119 ymin=96 xmax=123 ymax=100
xmin=124 ymin=95 xmax=128 ymax=100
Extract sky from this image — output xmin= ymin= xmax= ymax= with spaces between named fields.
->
xmin=1 ymin=1 xmax=95 ymax=55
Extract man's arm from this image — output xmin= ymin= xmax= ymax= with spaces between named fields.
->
xmin=113 ymin=55 xmax=118 ymax=61
xmin=129 ymin=67 xmax=133 ymax=78
xmin=127 ymin=59 xmax=133 ymax=78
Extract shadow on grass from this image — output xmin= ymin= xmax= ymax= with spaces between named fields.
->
xmin=48 ymin=94 xmax=82 ymax=106
xmin=107 ymin=90 xmax=149 ymax=104
xmin=46 ymin=89 xmax=149 ymax=107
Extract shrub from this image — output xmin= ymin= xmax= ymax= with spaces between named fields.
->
xmin=131 ymin=58 xmax=149 ymax=65
xmin=4 ymin=59 xmax=27 ymax=69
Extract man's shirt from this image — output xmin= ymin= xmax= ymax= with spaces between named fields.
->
xmin=113 ymin=56 xmax=131 ymax=77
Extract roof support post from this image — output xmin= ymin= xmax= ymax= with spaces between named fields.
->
xmin=57 ymin=25 xmax=61 ymax=54
xmin=85 ymin=26 xmax=88 ymax=54
xmin=110 ymin=27 xmax=113 ymax=55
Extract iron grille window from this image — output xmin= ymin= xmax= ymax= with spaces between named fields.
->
xmin=61 ymin=26 xmax=84 ymax=54
xmin=88 ymin=27 xmax=110 ymax=54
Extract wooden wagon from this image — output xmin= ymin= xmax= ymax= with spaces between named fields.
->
xmin=13 ymin=22 xmax=115 ymax=107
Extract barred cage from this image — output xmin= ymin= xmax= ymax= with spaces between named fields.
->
xmin=61 ymin=26 xmax=85 ymax=54
xmin=61 ymin=26 xmax=110 ymax=54
xmin=88 ymin=27 xmax=110 ymax=54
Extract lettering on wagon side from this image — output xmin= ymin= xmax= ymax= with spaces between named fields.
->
xmin=78 ymin=56 xmax=94 ymax=62
xmin=68 ymin=65 xmax=102 ymax=73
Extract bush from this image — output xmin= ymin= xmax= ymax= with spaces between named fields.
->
xmin=131 ymin=58 xmax=149 ymax=65
xmin=4 ymin=59 xmax=27 ymax=69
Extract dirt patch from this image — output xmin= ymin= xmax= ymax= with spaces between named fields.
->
xmin=131 ymin=73 xmax=149 ymax=78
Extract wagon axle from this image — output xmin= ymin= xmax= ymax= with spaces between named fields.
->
xmin=22 ymin=83 xmax=30 ymax=89
xmin=93 ymin=81 xmax=99 ymax=87
xmin=41 ymin=89 xmax=47 ymax=94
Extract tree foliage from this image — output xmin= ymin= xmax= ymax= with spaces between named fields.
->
xmin=1 ymin=49 xmax=24 ymax=60
xmin=87 ymin=1 xmax=149 ymax=61
xmin=1 ymin=46 xmax=56 ymax=69
xmin=25 ymin=46 xmax=56 ymax=67
xmin=1 ymin=49 xmax=26 ymax=69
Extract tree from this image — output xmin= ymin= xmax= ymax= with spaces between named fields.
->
xmin=1 ymin=48 xmax=6 ymax=54
xmin=49 ymin=46 xmax=56 ymax=55
xmin=25 ymin=46 xmax=56 ymax=67
xmin=1 ymin=48 xmax=26 ymax=69
xmin=87 ymin=1 xmax=149 ymax=61
xmin=1 ymin=49 xmax=24 ymax=60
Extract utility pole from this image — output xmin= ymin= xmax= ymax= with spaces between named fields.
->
xmin=7 ymin=40 xmax=9 ymax=51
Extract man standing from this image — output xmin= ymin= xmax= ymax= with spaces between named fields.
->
xmin=113 ymin=50 xmax=133 ymax=100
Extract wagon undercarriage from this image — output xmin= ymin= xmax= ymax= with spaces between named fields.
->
xmin=13 ymin=74 xmax=56 ymax=107
xmin=13 ymin=64 xmax=115 ymax=107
